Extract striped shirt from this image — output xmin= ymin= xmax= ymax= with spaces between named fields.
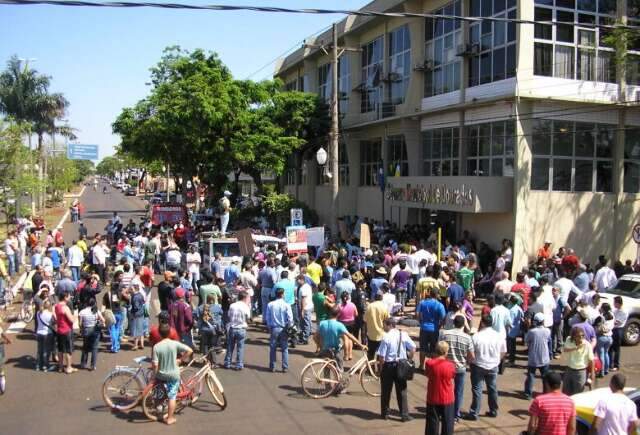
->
xmin=439 ymin=328 xmax=473 ymax=372
xmin=529 ymin=391 xmax=576 ymax=435
xmin=79 ymin=307 xmax=98 ymax=331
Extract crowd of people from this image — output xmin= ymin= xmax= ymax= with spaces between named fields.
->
xmin=2 ymin=202 xmax=640 ymax=433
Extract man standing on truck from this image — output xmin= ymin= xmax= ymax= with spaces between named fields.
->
xmin=219 ymin=191 xmax=232 ymax=237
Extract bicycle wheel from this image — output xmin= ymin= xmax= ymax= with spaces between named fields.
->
xmin=181 ymin=368 xmax=204 ymax=405
xmin=142 ymin=383 xmax=168 ymax=422
xmin=102 ymin=370 xmax=145 ymax=410
xmin=206 ymin=372 xmax=227 ymax=409
xmin=359 ymin=360 xmax=381 ymax=397
xmin=300 ymin=360 xmax=340 ymax=399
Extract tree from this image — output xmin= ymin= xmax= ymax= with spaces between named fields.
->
xmin=229 ymin=81 xmax=330 ymax=195
xmin=113 ymin=46 xmax=245 ymax=194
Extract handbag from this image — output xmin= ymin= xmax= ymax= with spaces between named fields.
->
xmin=395 ymin=331 xmax=415 ymax=381
xmin=103 ymin=308 xmax=116 ymax=328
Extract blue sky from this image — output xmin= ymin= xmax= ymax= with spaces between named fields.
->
xmin=0 ymin=0 xmax=368 ymax=160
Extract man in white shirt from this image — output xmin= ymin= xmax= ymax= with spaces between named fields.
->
xmin=186 ymin=245 xmax=201 ymax=291
xmin=594 ymin=256 xmax=618 ymax=292
xmin=296 ymin=274 xmax=314 ymax=345
xmin=67 ymin=241 xmax=84 ymax=282
xmin=92 ymin=240 xmax=108 ymax=283
xmin=465 ymin=314 xmax=506 ymax=420
xmin=592 ymin=374 xmax=639 ymax=435
xmin=554 ymin=272 xmax=581 ymax=305
xmin=224 ymin=290 xmax=251 ymax=370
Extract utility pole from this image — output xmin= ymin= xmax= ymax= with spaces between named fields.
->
xmin=305 ymin=24 xmax=359 ymax=240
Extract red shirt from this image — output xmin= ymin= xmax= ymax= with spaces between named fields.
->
xmin=425 ymin=357 xmax=456 ymax=405
xmin=529 ymin=391 xmax=576 ymax=435
xmin=511 ymin=283 xmax=531 ymax=311
xmin=140 ymin=266 xmax=153 ymax=288
xmin=149 ymin=325 xmax=179 ymax=347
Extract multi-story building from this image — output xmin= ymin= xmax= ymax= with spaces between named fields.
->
xmin=275 ymin=0 xmax=640 ymax=271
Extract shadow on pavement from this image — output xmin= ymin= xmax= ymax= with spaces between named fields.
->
xmin=322 ymin=405 xmax=381 ymax=420
xmin=278 ymin=384 xmax=306 ymax=398
xmin=190 ymin=399 xmax=225 ymax=413
xmin=508 ymin=409 xmax=531 ymax=421
xmin=242 ymin=363 xmax=276 ymax=373
xmin=6 ymin=355 xmax=37 ymax=370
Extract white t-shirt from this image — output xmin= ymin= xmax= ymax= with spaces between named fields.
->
xmin=472 ymin=327 xmax=507 ymax=370
xmin=93 ymin=245 xmax=107 ymax=265
xmin=36 ymin=310 xmax=53 ymax=335
xmin=67 ymin=245 xmax=84 ymax=267
xmin=382 ymin=293 xmax=396 ymax=314
xmin=594 ymin=391 xmax=638 ymax=435
xmin=186 ymin=252 xmax=201 ymax=274
xmin=299 ymin=283 xmax=313 ymax=311
xmin=166 ymin=250 xmax=181 ymax=265
xmin=595 ymin=266 xmax=617 ymax=292
xmin=4 ymin=238 xmax=15 ymax=256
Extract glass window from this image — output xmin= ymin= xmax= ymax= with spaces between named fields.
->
xmin=317 ymin=63 xmax=332 ymax=103
xmin=466 ymin=120 xmax=515 ymax=177
xmin=556 ymin=11 xmax=575 ymax=43
xmin=574 ymin=160 xmax=593 ymax=191
xmin=389 ymin=25 xmax=411 ymax=104
xmin=423 ymin=128 xmax=460 ymax=176
xmin=554 ymin=46 xmax=575 ymax=79
xmin=532 ymin=158 xmax=550 ymax=190
xmin=535 ymin=8 xmax=553 ymax=40
xmin=533 ymin=119 xmax=552 ymax=154
xmin=624 ymin=161 xmax=640 ymax=193
xmin=535 ymin=43 xmax=553 ymax=76
xmin=624 ymin=127 xmax=640 ymax=193
xmin=596 ymin=160 xmax=613 ymax=192
xmin=553 ymin=159 xmax=572 ymax=191
xmin=361 ymin=37 xmax=383 ymax=113
xmin=553 ymin=121 xmax=574 ymax=156
xmin=425 ymin=1 xmax=462 ymax=97
xmin=387 ymin=135 xmax=409 ymax=176
xmin=338 ymin=56 xmax=350 ymax=115
xmin=359 ymin=139 xmax=382 ymax=186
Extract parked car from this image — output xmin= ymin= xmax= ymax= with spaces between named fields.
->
xmin=599 ymin=273 xmax=640 ymax=345
xmin=572 ymin=387 xmax=640 ymax=434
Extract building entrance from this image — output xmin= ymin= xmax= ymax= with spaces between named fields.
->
xmin=419 ymin=209 xmax=459 ymax=245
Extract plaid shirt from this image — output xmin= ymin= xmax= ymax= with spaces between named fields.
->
xmin=439 ymin=328 xmax=473 ymax=372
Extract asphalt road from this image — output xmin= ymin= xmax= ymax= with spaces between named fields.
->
xmin=2 ymin=182 xmax=640 ymax=434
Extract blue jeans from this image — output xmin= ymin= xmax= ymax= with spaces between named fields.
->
xmin=269 ymin=327 xmax=289 ymax=370
xmin=454 ymin=371 xmax=466 ymax=418
xmin=70 ymin=266 xmax=80 ymax=283
xmin=110 ymin=311 xmax=124 ymax=352
xmin=7 ymin=254 xmax=15 ymax=277
xmin=524 ymin=365 xmax=548 ymax=396
xmin=261 ymin=289 xmax=272 ymax=319
xmin=36 ymin=333 xmax=54 ymax=369
xmin=300 ymin=309 xmax=312 ymax=342
xmin=0 ymin=277 xmax=5 ymax=305
xmin=224 ymin=328 xmax=247 ymax=368
xmin=81 ymin=330 xmax=100 ymax=369
xmin=470 ymin=364 xmax=499 ymax=417
xmin=596 ymin=335 xmax=613 ymax=374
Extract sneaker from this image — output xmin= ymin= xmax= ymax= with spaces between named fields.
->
xmin=462 ymin=413 xmax=479 ymax=421
xmin=282 ymin=368 xmax=288 ymax=373
xmin=485 ymin=410 xmax=498 ymax=418
xmin=401 ymin=416 xmax=413 ymax=423
xmin=271 ymin=367 xmax=277 ymax=373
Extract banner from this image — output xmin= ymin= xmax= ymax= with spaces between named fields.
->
xmin=151 ymin=205 xmax=187 ymax=226
xmin=359 ymin=223 xmax=371 ymax=249
xmin=306 ymin=227 xmax=325 ymax=247
xmin=286 ymin=226 xmax=308 ymax=254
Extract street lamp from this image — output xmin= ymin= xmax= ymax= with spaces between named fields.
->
xmin=316 ymin=147 xmax=327 ymax=166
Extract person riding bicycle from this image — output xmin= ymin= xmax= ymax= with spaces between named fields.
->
xmin=316 ymin=306 xmax=365 ymax=373
xmin=151 ymin=322 xmax=193 ymax=425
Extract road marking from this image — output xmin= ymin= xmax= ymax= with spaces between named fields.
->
xmin=6 ymin=321 xmax=26 ymax=334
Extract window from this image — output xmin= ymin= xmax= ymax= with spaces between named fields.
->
xmin=468 ymin=0 xmax=517 ymax=87
xmin=387 ymin=135 xmax=408 ymax=176
xmin=298 ymin=75 xmax=309 ymax=92
xmin=466 ymin=120 xmax=515 ymax=176
xmin=338 ymin=141 xmax=350 ymax=186
xmin=530 ymin=119 xmax=614 ymax=192
xmin=361 ymin=37 xmax=383 ymax=113
xmin=359 ymin=139 xmax=382 ymax=186
xmin=284 ymin=80 xmax=297 ymax=91
xmin=533 ymin=1 xmax=620 ymax=83
xmin=318 ymin=63 xmax=331 ymax=103
xmin=425 ymin=0 xmax=462 ymax=96
xmin=624 ymin=127 xmax=640 ymax=193
xmin=423 ymin=128 xmax=461 ymax=176
xmin=338 ymin=56 xmax=350 ymax=114
xmin=388 ymin=25 xmax=411 ymax=104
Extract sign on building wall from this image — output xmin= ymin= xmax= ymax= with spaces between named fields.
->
xmin=386 ymin=183 xmax=475 ymax=208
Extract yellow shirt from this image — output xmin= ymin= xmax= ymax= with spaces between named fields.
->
xmin=364 ymin=300 xmax=389 ymax=341
xmin=416 ymin=277 xmax=439 ymax=302
xmin=564 ymin=338 xmax=594 ymax=370
xmin=306 ymin=262 xmax=323 ymax=285
xmin=77 ymin=240 xmax=88 ymax=254
xmin=0 ymin=259 xmax=6 ymax=278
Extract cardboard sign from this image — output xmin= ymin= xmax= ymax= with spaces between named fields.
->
xmin=307 ymin=227 xmax=325 ymax=247
xmin=236 ymin=228 xmax=255 ymax=257
xmin=151 ymin=204 xmax=188 ymax=226
xmin=286 ymin=226 xmax=308 ymax=254
xmin=359 ymin=223 xmax=371 ymax=249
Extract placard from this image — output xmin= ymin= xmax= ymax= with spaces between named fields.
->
xmin=290 ymin=208 xmax=303 ymax=226
xmin=286 ymin=226 xmax=308 ymax=254
xmin=307 ymin=227 xmax=325 ymax=247
xmin=236 ymin=228 xmax=255 ymax=257
xmin=359 ymin=223 xmax=371 ymax=249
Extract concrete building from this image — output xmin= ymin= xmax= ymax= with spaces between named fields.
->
xmin=275 ymin=0 xmax=640 ymax=271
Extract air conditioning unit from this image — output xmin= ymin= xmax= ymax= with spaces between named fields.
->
xmin=384 ymin=72 xmax=403 ymax=82
xmin=413 ymin=60 xmax=434 ymax=71
xmin=456 ymin=43 xmax=480 ymax=56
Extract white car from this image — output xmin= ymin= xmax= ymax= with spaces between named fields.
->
xmin=599 ymin=273 xmax=640 ymax=345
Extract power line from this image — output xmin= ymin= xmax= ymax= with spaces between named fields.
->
xmin=1 ymin=0 xmax=640 ymax=31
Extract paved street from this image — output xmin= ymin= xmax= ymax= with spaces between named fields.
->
xmin=1 ymin=184 xmax=640 ymax=435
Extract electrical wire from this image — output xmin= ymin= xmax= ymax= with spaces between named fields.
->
xmin=1 ymin=0 xmax=639 ymax=30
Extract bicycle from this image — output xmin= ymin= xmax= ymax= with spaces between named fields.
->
xmin=141 ymin=348 xmax=227 ymax=421
xmin=300 ymin=349 xmax=380 ymax=399
xmin=102 ymin=355 xmax=204 ymax=411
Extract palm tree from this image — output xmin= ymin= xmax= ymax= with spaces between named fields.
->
xmin=0 ymin=55 xmax=71 ymax=210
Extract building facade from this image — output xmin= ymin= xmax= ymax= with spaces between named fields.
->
xmin=275 ymin=0 xmax=640 ymax=272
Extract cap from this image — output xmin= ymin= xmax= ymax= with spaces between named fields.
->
xmin=544 ymin=240 xmax=552 ymax=244
xmin=364 ymin=249 xmax=373 ymax=257
xmin=223 ymin=190 xmax=231 ymax=196
xmin=175 ymin=287 xmax=186 ymax=299
xmin=533 ymin=312 xmax=545 ymax=324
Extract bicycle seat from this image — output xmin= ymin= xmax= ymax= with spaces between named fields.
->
xmin=133 ymin=356 xmax=152 ymax=365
